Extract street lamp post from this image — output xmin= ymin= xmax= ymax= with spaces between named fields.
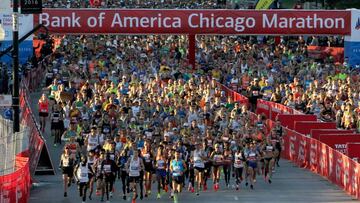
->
xmin=12 ymin=0 xmax=20 ymax=132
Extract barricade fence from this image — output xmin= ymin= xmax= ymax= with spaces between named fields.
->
xmin=1 ymin=54 xmax=54 ymax=203
xmin=249 ymin=103 xmax=360 ymax=200
xmin=0 ymin=118 xmax=29 ymax=176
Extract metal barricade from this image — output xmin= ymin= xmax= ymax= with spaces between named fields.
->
xmin=0 ymin=117 xmax=29 ymax=176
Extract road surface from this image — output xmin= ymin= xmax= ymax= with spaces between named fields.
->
xmin=28 ymin=92 xmax=357 ymax=203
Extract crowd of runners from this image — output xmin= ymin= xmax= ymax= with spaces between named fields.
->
xmin=37 ymin=34 xmax=289 ymax=203
xmin=30 ymin=1 xmax=360 ymax=203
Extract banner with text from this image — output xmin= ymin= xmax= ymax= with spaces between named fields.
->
xmin=319 ymin=134 xmax=360 ymax=154
xmin=33 ymin=9 xmax=351 ymax=35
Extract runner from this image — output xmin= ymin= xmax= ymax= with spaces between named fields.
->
xmin=59 ymin=146 xmax=75 ymax=197
xmin=170 ymin=150 xmax=187 ymax=203
xmin=126 ymin=149 xmax=145 ymax=203
xmin=100 ymin=153 xmax=117 ymax=203
xmin=50 ymin=101 xmax=63 ymax=147
xmin=155 ymin=145 xmax=168 ymax=199
xmin=74 ymin=155 xmax=92 ymax=203
xmin=87 ymin=150 xmax=96 ymax=200
xmin=246 ymin=141 xmax=260 ymax=190
xmin=233 ymin=146 xmax=245 ymax=190
xmin=192 ymin=142 xmax=206 ymax=195
xmin=38 ymin=93 xmax=49 ymax=133
xmin=210 ymin=143 xmax=223 ymax=191
xmin=117 ymin=148 xmax=130 ymax=200
xmin=141 ymin=140 xmax=155 ymax=198
xmin=263 ymin=136 xmax=275 ymax=184
xmin=223 ymin=142 xmax=233 ymax=188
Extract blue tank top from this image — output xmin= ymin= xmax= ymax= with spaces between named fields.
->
xmin=171 ymin=160 xmax=184 ymax=176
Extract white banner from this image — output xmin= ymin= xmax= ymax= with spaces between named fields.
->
xmin=0 ymin=13 xmax=34 ymax=41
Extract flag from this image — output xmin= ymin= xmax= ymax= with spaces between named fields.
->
xmin=255 ymin=0 xmax=275 ymax=9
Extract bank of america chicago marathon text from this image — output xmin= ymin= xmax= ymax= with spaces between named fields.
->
xmin=38 ymin=12 xmax=346 ymax=32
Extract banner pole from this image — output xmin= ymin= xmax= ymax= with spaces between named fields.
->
xmin=12 ymin=0 xmax=20 ymax=133
xmin=188 ymin=34 xmax=196 ymax=70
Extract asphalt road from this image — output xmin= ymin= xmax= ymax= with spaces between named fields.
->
xmin=28 ymin=92 xmax=357 ymax=203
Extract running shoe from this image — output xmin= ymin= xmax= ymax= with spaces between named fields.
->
xmin=110 ymin=192 xmax=113 ymax=198
xmin=191 ymin=187 xmax=195 ymax=193
xmin=157 ymin=193 xmax=161 ymax=199
xmin=123 ymin=195 xmax=126 ymax=200
xmin=170 ymin=191 xmax=174 ymax=198
xmin=64 ymin=192 xmax=67 ymax=197
xmin=88 ymin=195 xmax=92 ymax=200
xmin=54 ymin=144 xmax=57 ymax=147
xmin=96 ymin=190 xmax=101 ymax=196
xmin=173 ymin=193 xmax=178 ymax=203
xmin=268 ymin=179 xmax=272 ymax=184
xmin=250 ymin=185 xmax=254 ymax=190
xmin=196 ymin=192 xmax=199 ymax=196
xmin=147 ymin=190 xmax=151 ymax=196
xmin=236 ymin=185 xmax=239 ymax=190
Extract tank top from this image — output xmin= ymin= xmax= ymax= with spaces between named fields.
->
xmin=52 ymin=111 xmax=60 ymax=123
xmin=213 ymin=152 xmax=223 ymax=165
xmin=62 ymin=154 xmax=72 ymax=167
xmin=171 ymin=159 xmax=184 ymax=177
xmin=68 ymin=143 xmax=77 ymax=155
xmin=142 ymin=150 xmax=152 ymax=164
xmin=193 ymin=150 xmax=205 ymax=168
xmin=156 ymin=159 xmax=166 ymax=170
xmin=39 ymin=100 xmax=49 ymax=113
xmin=102 ymin=161 xmax=112 ymax=174
xmin=77 ymin=165 xmax=89 ymax=183
xmin=87 ymin=134 xmax=99 ymax=151
xmin=129 ymin=157 xmax=141 ymax=177
xmin=234 ymin=152 xmax=244 ymax=168
xmin=265 ymin=145 xmax=274 ymax=152
xmin=247 ymin=150 xmax=257 ymax=162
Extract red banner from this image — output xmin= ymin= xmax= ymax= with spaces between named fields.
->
xmin=310 ymin=129 xmax=354 ymax=140
xmin=256 ymin=99 xmax=271 ymax=119
xmin=270 ymin=102 xmax=294 ymax=121
xmin=309 ymin=138 xmax=319 ymax=172
xmin=33 ymin=9 xmax=351 ymax=35
xmin=218 ymin=83 xmax=249 ymax=107
xmin=319 ymin=134 xmax=360 ymax=154
xmin=278 ymin=114 xmax=317 ymax=130
xmin=294 ymin=121 xmax=336 ymax=135
xmin=346 ymin=143 xmax=360 ymax=163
